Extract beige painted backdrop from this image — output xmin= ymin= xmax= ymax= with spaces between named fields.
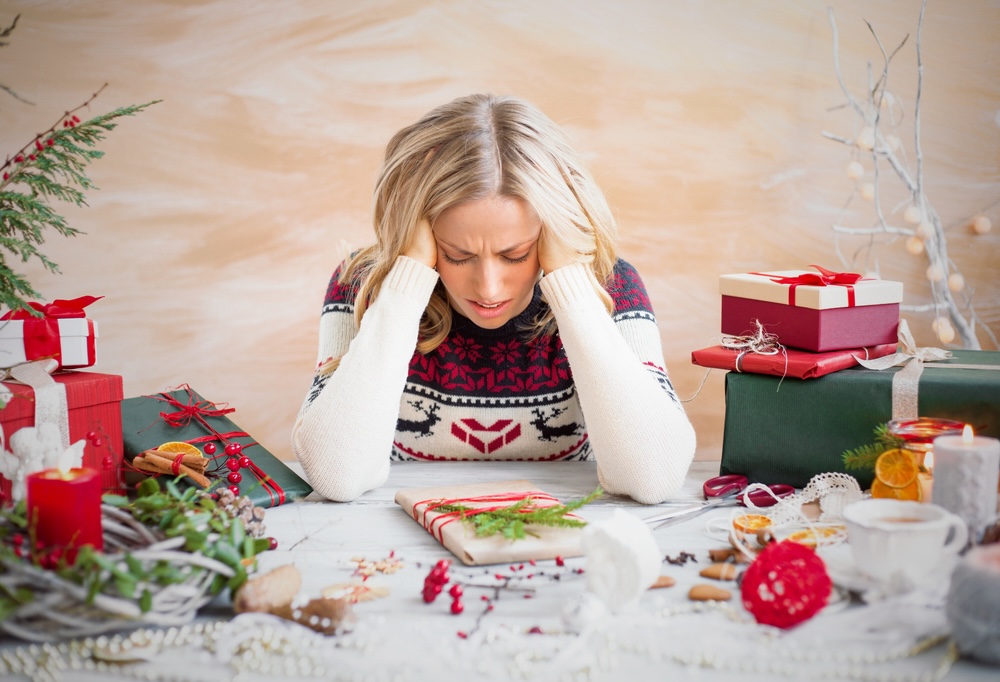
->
xmin=2 ymin=0 xmax=998 ymax=464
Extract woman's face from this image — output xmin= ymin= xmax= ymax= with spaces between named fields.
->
xmin=432 ymin=195 xmax=542 ymax=329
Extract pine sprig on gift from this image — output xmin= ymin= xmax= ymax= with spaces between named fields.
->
xmin=842 ymin=423 xmax=906 ymax=472
xmin=434 ymin=488 xmax=603 ymax=541
xmin=0 ymin=35 xmax=159 ymax=315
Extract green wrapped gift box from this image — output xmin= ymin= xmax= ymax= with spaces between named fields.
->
xmin=121 ymin=386 xmax=312 ymax=508
xmin=721 ymin=350 xmax=1000 ymax=489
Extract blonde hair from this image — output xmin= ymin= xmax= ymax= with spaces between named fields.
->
xmin=335 ymin=93 xmax=618 ymax=365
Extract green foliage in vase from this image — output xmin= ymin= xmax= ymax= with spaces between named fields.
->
xmin=434 ymin=488 xmax=603 ymax=541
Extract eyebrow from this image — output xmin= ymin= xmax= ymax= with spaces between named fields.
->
xmin=437 ymin=238 xmax=535 ymax=257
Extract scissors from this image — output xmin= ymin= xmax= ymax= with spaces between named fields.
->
xmin=644 ymin=474 xmax=796 ymax=529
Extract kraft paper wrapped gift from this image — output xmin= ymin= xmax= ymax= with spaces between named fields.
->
xmin=395 ymin=479 xmax=588 ymax=566
xmin=120 ymin=386 xmax=312 ymax=508
xmin=1 ymin=369 xmax=123 ymax=505
xmin=0 ymin=296 xmax=101 ymax=370
xmin=691 ymin=342 xmax=898 ymax=380
xmin=720 ymin=350 xmax=1000 ymax=489
xmin=720 ymin=268 xmax=903 ymax=352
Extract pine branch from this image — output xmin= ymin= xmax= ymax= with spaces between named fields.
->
xmin=434 ymin=488 xmax=603 ymax=541
xmin=0 ymin=93 xmax=159 ymax=313
xmin=841 ymin=423 xmax=906 ymax=472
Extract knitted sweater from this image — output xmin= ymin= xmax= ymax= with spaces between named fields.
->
xmin=292 ymin=256 xmax=696 ymax=504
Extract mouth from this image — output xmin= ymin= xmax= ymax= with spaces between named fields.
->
xmin=469 ymin=299 xmax=510 ymax=319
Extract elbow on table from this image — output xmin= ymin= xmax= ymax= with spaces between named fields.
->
xmin=603 ymin=421 xmax=697 ymax=505
xmin=291 ymin=428 xmax=386 ymax=503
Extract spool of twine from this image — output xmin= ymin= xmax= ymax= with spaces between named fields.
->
xmin=945 ymin=543 xmax=1000 ymax=665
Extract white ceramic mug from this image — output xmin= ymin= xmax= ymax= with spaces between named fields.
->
xmin=843 ymin=499 xmax=968 ymax=589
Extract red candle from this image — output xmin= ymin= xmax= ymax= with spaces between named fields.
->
xmin=26 ymin=467 xmax=104 ymax=564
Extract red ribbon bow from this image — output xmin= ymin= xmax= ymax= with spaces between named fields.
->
xmin=1 ymin=295 xmax=103 ymax=320
xmin=753 ymin=265 xmax=865 ymax=307
xmin=153 ymin=385 xmax=285 ymax=506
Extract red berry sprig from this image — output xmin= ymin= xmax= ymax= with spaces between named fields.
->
xmin=422 ymin=558 xmax=451 ymax=604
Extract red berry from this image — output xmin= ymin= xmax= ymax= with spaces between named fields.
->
xmin=555 ymin=556 xmax=565 ymax=567
xmin=435 ymin=558 xmax=451 ymax=569
xmin=268 ymin=537 xmax=278 ymax=550
xmin=422 ymin=590 xmax=436 ymax=604
xmin=227 ymin=471 xmax=243 ymax=485
xmin=528 ymin=626 xmax=543 ymax=634
xmin=2 ymin=172 xmax=7 ymax=180
xmin=450 ymin=600 xmax=464 ymax=615
xmin=226 ymin=458 xmax=241 ymax=472
xmin=11 ymin=534 xmax=24 ymax=547
xmin=228 ymin=485 xmax=240 ymax=496
xmin=86 ymin=431 xmax=98 ymax=441
xmin=91 ymin=438 xmax=103 ymax=448
xmin=431 ymin=583 xmax=443 ymax=595
xmin=448 ymin=584 xmax=463 ymax=598
xmin=238 ymin=455 xmax=251 ymax=469
xmin=28 ymin=154 xmax=35 ymax=161
xmin=102 ymin=455 xmax=113 ymax=469
xmin=203 ymin=443 xmax=217 ymax=455
xmin=15 ymin=155 xmax=23 ymax=163
xmin=72 ymin=115 xmax=80 ymax=123
xmin=46 ymin=138 xmax=54 ymax=146
xmin=457 ymin=631 xmax=468 ymax=639
xmin=35 ymin=140 xmax=43 ymax=151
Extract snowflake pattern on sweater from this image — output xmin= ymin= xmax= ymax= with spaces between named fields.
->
xmin=305 ymin=258 xmax=677 ymax=463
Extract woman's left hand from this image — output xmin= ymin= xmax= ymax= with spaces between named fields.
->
xmin=537 ymin=228 xmax=579 ymax=275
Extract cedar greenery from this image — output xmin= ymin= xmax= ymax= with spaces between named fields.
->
xmin=434 ymin=488 xmax=603 ymax=541
xmin=0 ymin=477 xmax=268 ymax=619
xmin=1 ymin=14 xmax=158 ymax=314
xmin=841 ymin=423 xmax=906 ymax=472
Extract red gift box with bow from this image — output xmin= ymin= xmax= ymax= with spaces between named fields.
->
xmin=0 ymin=296 xmax=101 ymax=370
xmin=719 ymin=266 xmax=903 ymax=352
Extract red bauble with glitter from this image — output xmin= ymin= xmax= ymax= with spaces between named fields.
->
xmin=740 ymin=540 xmax=832 ymax=629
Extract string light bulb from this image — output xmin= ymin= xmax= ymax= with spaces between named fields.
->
xmin=846 ymin=161 xmax=864 ymax=179
xmin=860 ymin=183 xmax=875 ymax=200
xmin=856 ymin=127 xmax=876 ymax=151
xmin=947 ymin=272 xmax=965 ymax=292
xmin=905 ymin=236 xmax=925 ymax=255
xmin=903 ymin=205 xmax=922 ymax=224
xmin=916 ymin=221 xmax=935 ymax=240
xmin=972 ymin=215 xmax=992 ymax=235
xmin=926 ymin=263 xmax=945 ymax=283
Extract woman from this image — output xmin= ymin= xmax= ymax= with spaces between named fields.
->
xmin=292 ymin=93 xmax=696 ymax=504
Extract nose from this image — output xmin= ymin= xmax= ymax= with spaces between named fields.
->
xmin=473 ymin=259 xmax=503 ymax=301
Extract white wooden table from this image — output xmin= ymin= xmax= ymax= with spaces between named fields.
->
xmin=1 ymin=461 xmax=996 ymax=681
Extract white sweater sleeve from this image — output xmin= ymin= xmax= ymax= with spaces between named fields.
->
xmin=291 ymin=256 xmax=439 ymax=501
xmin=539 ymin=263 xmax=696 ymax=504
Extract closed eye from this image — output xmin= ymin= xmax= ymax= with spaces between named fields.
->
xmin=441 ymin=252 xmax=471 ymax=265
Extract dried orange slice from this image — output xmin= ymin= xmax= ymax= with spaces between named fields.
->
xmin=732 ymin=514 xmax=772 ymax=535
xmin=155 ymin=441 xmax=203 ymax=458
xmin=874 ymin=448 xmax=918 ymax=488
xmin=785 ymin=526 xmax=845 ymax=548
xmin=871 ymin=477 xmax=923 ymax=502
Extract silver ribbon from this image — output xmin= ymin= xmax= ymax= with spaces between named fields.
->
xmin=1 ymin=358 xmax=70 ymax=450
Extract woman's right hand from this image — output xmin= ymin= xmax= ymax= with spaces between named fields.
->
xmin=403 ymin=219 xmax=437 ymax=270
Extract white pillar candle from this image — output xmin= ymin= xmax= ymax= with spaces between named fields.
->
xmin=932 ymin=426 xmax=1000 ymax=543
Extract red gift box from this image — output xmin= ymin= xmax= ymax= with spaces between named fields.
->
xmin=691 ymin=342 xmax=899 ymax=380
xmin=0 ymin=296 xmax=101 ymax=370
xmin=719 ymin=268 xmax=903 ymax=352
xmin=1 ymin=371 xmax=123 ymax=505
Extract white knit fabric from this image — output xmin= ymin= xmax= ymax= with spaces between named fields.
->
xmin=292 ymin=256 xmax=696 ymax=503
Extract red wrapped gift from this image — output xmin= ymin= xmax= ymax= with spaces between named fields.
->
xmin=719 ymin=267 xmax=902 ymax=352
xmin=1 ymin=370 xmax=123 ymax=505
xmin=691 ymin=342 xmax=899 ymax=380
xmin=0 ymin=296 xmax=101 ymax=370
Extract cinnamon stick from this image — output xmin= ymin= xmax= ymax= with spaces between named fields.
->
xmin=133 ymin=454 xmax=211 ymax=487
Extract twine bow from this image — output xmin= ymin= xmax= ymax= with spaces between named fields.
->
xmin=721 ymin=319 xmax=788 ymax=376
xmin=854 ymin=319 xmax=952 ymax=419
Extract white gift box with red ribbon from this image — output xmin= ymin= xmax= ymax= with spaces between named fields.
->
xmin=719 ymin=267 xmax=903 ymax=352
xmin=0 ymin=296 xmax=101 ymax=370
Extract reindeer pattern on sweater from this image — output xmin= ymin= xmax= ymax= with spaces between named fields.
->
xmin=303 ymin=258 xmax=679 ymax=463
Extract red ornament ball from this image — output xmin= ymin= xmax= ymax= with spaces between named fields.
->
xmin=203 ymin=443 xmax=217 ymax=455
xmin=226 ymin=458 xmax=241 ymax=472
xmin=741 ymin=540 xmax=832 ymax=629
xmin=227 ymin=471 xmax=243 ymax=485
